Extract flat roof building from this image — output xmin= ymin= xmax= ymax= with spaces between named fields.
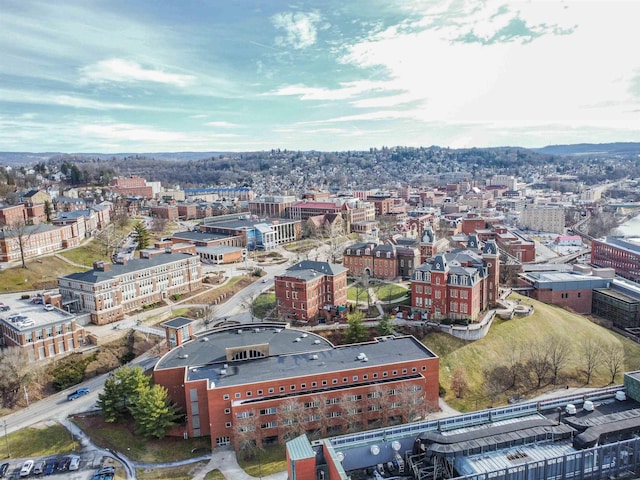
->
xmin=153 ymin=322 xmax=439 ymax=450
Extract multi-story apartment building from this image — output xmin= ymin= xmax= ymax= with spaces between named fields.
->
xmin=0 ymin=204 xmax=28 ymax=226
xmin=153 ymin=322 xmax=439 ymax=449
xmin=150 ymin=204 xmax=179 ymax=220
xmin=519 ymin=204 xmax=565 ymax=234
xmin=249 ymin=195 xmax=296 ymax=218
xmin=591 ymin=236 xmax=640 ymax=284
xmin=275 ymin=261 xmax=348 ymax=323
xmin=411 ymin=239 xmax=500 ymax=322
xmin=110 ymin=175 xmax=156 ymax=199
xmin=58 ymin=252 xmax=202 ymax=325
xmin=184 ymin=187 xmax=254 ymax=202
xmin=0 ymin=223 xmax=81 ymax=263
xmin=343 ymin=242 xmax=420 ymax=281
xmin=287 ymin=201 xmax=342 ymax=221
xmin=0 ymin=298 xmax=86 ymax=361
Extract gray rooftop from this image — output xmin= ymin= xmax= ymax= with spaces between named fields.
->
xmin=161 ymin=317 xmax=194 ymax=329
xmin=155 ymin=325 xmax=436 ymax=388
xmin=284 ymin=260 xmax=347 ymax=277
xmin=171 ymin=230 xmax=232 ymax=242
xmin=59 ymin=252 xmax=197 ymax=284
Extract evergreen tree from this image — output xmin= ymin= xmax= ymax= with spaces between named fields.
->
xmin=132 ymin=221 xmax=151 ymax=250
xmin=129 ymin=384 xmax=179 ymax=439
xmin=345 ymin=310 xmax=367 ymax=344
xmin=377 ymin=314 xmax=394 ymax=336
xmin=97 ymin=366 xmax=149 ymax=422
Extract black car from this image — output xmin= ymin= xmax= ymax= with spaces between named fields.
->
xmin=56 ymin=456 xmax=71 ymax=472
xmin=0 ymin=462 xmax=9 ymax=478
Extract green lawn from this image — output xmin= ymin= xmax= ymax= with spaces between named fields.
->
xmin=0 ymin=257 xmax=82 ymax=292
xmin=347 ymin=285 xmax=370 ymax=303
xmin=236 ymin=445 xmax=287 ymax=477
xmin=204 ymin=470 xmax=225 ymax=480
xmin=72 ymin=415 xmax=211 ymax=463
xmin=1 ymin=423 xmax=76 ymax=460
xmin=425 ymin=293 xmax=640 ymax=412
xmin=253 ymin=293 xmax=276 ymax=319
xmin=375 ymin=283 xmax=408 ymax=302
xmin=137 ymin=462 xmax=209 ymax=480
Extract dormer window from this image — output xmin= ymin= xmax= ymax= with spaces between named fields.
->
xmin=365 ymin=249 xmax=370 ymax=255
xmin=386 ymin=252 xmax=391 ymax=258
xmin=376 ymin=251 xmax=380 ymax=257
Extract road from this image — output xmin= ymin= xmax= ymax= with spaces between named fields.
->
xmin=2 ymin=353 xmax=158 ymax=436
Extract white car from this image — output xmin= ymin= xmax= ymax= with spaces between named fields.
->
xmin=68 ymin=455 xmax=80 ymax=471
xmin=20 ymin=459 xmax=34 ymax=477
xmin=43 ymin=304 xmax=55 ymax=311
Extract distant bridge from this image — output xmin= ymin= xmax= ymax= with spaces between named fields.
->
xmin=609 ymin=202 xmax=640 ymax=209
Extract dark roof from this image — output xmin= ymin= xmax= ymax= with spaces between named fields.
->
xmin=285 ymin=260 xmax=347 ymax=277
xmin=59 ymin=252 xmax=197 ymax=284
xmin=161 ymin=317 xmax=194 ymax=329
xmin=155 ymin=325 xmax=436 ymax=388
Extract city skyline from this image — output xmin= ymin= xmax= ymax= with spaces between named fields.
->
xmin=1 ymin=0 xmax=639 ymax=153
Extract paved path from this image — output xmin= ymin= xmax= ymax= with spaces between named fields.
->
xmin=191 ymin=447 xmax=288 ymax=480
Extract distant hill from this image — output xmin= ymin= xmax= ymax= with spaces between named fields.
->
xmin=0 ymin=151 xmax=228 ymax=166
xmin=531 ymin=142 xmax=640 ymax=156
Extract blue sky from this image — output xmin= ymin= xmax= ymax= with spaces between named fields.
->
xmin=1 ymin=0 xmax=639 ymax=153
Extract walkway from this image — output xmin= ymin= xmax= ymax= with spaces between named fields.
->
xmin=192 ymin=447 xmax=287 ymax=480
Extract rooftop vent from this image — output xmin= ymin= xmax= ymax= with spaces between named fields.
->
xmin=220 ymin=369 xmax=227 ymax=375
xmin=301 ymin=333 xmax=308 ymax=338
xmin=275 ymin=328 xmax=282 ymax=333
xmin=224 ymin=363 xmax=228 ymax=369
xmin=178 ymin=354 xmax=189 ymax=359
xmin=356 ymin=353 xmax=366 ymax=360
xmin=201 ymin=337 xmax=209 ymax=342
xmin=237 ymin=329 xmax=243 ymax=334
xmin=310 ymin=355 xmax=319 ymax=360
xmin=616 ymin=391 xmax=627 ymax=401
xmin=361 ymin=356 xmax=369 ymax=362
xmin=583 ymin=400 xmax=595 ymax=411
xmin=295 ymin=337 xmax=301 ymax=342
xmin=254 ymin=328 xmax=260 ymax=333
xmin=313 ymin=339 xmax=321 ymax=344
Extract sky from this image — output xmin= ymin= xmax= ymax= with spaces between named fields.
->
xmin=1 ymin=0 xmax=639 ymax=153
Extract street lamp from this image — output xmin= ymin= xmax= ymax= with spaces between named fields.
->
xmin=3 ymin=420 xmax=10 ymax=458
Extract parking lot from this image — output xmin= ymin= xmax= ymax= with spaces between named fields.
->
xmin=1 ymin=454 xmax=116 ymax=480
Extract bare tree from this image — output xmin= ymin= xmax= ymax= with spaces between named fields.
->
xmin=150 ymin=215 xmax=168 ymax=234
xmin=234 ymin=410 xmax=262 ymax=461
xmin=526 ymin=338 xmax=552 ymax=388
xmin=340 ymin=392 xmax=364 ymax=433
xmin=601 ymin=341 xmax=625 ymax=384
xmin=451 ymin=368 xmax=469 ymax=399
xmin=277 ymin=398 xmax=306 ymax=443
xmin=580 ymin=337 xmax=603 ymax=385
xmin=0 ymin=348 xmax=32 ymax=408
xmin=365 ymin=384 xmax=387 ymax=429
xmin=503 ymin=342 xmax=525 ymax=390
xmin=400 ymin=385 xmax=435 ymax=423
xmin=0 ymin=218 xmax=38 ymax=268
xmin=545 ymin=335 xmax=573 ymax=385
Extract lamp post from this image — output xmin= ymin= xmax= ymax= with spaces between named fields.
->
xmin=3 ymin=420 xmax=10 ymax=458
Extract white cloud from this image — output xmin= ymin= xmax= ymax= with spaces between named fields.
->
xmin=205 ymin=121 xmax=239 ymax=128
xmin=271 ymin=11 xmax=323 ymax=50
xmin=268 ymin=80 xmax=391 ymax=101
xmin=79 ymin=59 xmax=195 ymax=87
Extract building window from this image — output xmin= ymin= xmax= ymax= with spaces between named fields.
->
xmin=343 ymin=377 xmax=348 ymax=383
xmin=363 ymin=374 xmax=368 ymax=380
xmin=383 ymin=372 xmax=388 ymax=377
xmin=332 ymin=379 xmax=338 ymax=384
xmin=311 ymin=382 xmax=317 ymax=387
xmin=322 ymin=380 xmax=328 ymax=386
xmin=257 ymin=390 xmax=263 ymax=395
xmin=260 ymin=407 xmax=277 ymax=415
xmin=223 ymin=394 xmax=229 ymax=400
xmin=392 ymin=370 xmax=398 ymax=375
xmin=224 ymin=408 xmax=230 ymax=414
xmin=235 ymin=393 xmax=241 ymax=399
xmin=412 ymin=368 xmax=417 ymax=372
xmin=268 ymin=388 xmax=274 ymax=393
xmin=290 ymin=385 xmax=296 ymax=391
xmin=421 ymin=366 xmax=426 ymax=371
xmin=301 ymin=383 xmax=306 ymax=389
xmin=402 ymin=369 xmax=407 ymax=374
xmin=279 ymin=386 xmax=285 ymax=392
xmin=225 ymin=423 xmax=232 ymax=428
xmin=373 ymin=373 xmax=378 ymax=378
xmin=246 ymin=391 xmax=252 ymax=396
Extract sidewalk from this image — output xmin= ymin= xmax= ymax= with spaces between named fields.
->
xmin=192 ymin=447 xmax=287 ymax=480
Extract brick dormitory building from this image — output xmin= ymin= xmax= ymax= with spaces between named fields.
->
xmin=153 ymin=321 xmax=439 ymax=449
xmin=57 ymin=249 xmax=202 ymax=325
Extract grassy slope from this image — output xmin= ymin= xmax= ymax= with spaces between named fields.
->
xmin=424 ymin=293 xmax=640 ymax=412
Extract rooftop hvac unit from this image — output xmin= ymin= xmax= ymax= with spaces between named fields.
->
xmin=313 ymin=339 xmax=321 ymax=344
xmin=361 ymin=356 xmax=369 ymax=362
xmin=295 ymin=338 xmax=301 ymax=342
xmin=275 ymin=328 xmax=282 ymax=333
xmin=178 ymin=354 xmax=189 ymax=359
xmin=357 ymin=353 xmax=366 ymax=360
xmin=254 ymin=328 xmax=260 ymax=333
xmin=310 ymin=355 xmax=318 ymax=360
xmin=224 ymin=364 xmax=228 ymax=368
xmin=616 ymin=391 xmax=627 ymax=401
xmin=565 ymin=404 xmax=576 ymax=415
xmin=583 ymin=400 xmax=595 ymax=411
xmin=201 ymin=337 xmax=209 ymax=342
xmin=237 ymin=329 xmax=243 ymax=334
xmin=301 ymin=333 xmax=308 ymax=338
xmin=220 ymin=369 xmax=227 ymax=375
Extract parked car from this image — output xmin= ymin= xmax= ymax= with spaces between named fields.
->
xmin=30 ymin=296 xmax=43 ymax=304
xmin=0 ymin=304 xmax=9 ymax=312
xmin=43 ymin=458 xmax=57 ymax=475
xmin=67 ymin=387 xmax=90 ymax=401
xmin=43 ymin=304 xmax=54 ymax=311
xmin=68 ymin=455 xmax=80 ymax=471
xmin=0 ymin=462 xmax=9 ymax=478
xmin=33 ymin=460 xmax=46 ymax=475
xmin=19 ymin=460 xmax=34 ymax=477
xmin=96 ymin=466 xmax=115 ymax=476
xmin=57 ymin=456 xmax=71 ymax=472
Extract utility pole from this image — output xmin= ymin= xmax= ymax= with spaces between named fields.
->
xmin=3 ymin=420 xmax=10 ymax=458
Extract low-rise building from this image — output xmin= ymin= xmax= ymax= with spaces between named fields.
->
xmin=591 ymin=236 xmax=640 ymax=284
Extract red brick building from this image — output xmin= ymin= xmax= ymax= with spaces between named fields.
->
xmin=591 ymin=236 xmax=640 ymax=284
xmin=411 ymin=239 xmax=500 ymax=322
xmin=153 ymin=323 xmax=439 ymax=449
xmin=275 ymin=261 xmax=348 ymax=323
xmin=110 ymin=176 xmax=155 ymax=198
